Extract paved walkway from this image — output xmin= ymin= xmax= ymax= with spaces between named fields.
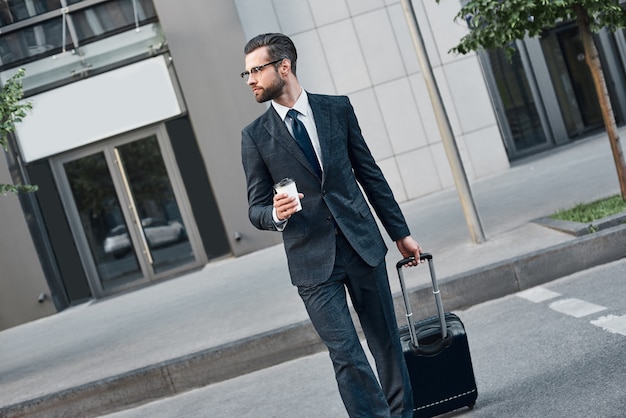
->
xmin=1 ymin=132 xmax=625 ymax=417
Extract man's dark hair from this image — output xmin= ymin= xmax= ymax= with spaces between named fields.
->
xmin=244 ymin=33 xmax=298 ymax=76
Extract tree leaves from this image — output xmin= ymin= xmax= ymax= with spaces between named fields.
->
xmin=1 ymin=68 xmax=32 ymax=150
xmin=0 ymin=183 xmax=38 ymax=195
xmin=0 ymin=68 xmax=37 ymax=195
xmin=438 ymin=0 xmax=626 ymax=56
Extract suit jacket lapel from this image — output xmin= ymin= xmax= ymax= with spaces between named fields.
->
xmin=264 ymin=107 xmax=310 ymax=170
xmin=308 ymin=94 xmax=331 ymax=182
xmin=264 ymin=105 xmax=323 ymax=181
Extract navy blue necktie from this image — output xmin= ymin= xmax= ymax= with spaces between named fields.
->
xmin=287 ymin=109 xmax=322 ymax=179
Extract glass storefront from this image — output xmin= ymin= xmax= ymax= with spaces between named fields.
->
xmin=482 ymin=22 xmax=626 ymax=160
xmin=540 ymin=23 xmax=605 ymax=137
xmin=54 ymin=128 xmax=205 ymax=296
xmin=487 ymin=45 xmax=548 ymax=154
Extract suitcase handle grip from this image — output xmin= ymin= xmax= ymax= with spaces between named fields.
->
xmin=396 ymin=253 xmax=432 ymax=270
xmin=396 ymin=252 xmax=447 ymax=348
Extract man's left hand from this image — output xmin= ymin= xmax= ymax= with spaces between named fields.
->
xmin=396 ymin=236 xmax=424 ymax=267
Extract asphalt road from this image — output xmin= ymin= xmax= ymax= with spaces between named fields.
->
xmin=101 ymin=258 xmax=626 ymax=418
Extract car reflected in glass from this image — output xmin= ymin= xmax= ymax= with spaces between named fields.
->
xmin=103 ymin=218 xmax=185 ymax=258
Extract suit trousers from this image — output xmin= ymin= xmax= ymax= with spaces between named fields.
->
xmin=297 ymin=233 xmax=413 ymax=418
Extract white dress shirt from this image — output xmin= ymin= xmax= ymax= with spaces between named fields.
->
xmin=271 ymin=88 xmax=323 ymax=169
xmin=270 ymin=88 xmax=322 ymax=228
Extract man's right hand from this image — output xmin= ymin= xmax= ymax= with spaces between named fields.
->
xmin=274 ymin=192 xmax=304 ymax=221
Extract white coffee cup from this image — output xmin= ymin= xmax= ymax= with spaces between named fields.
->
xmin=274 ymin=178 xmax=302 ymax=212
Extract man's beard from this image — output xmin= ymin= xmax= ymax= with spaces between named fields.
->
xmin=255 ymin=76 xmax=285 ymax=103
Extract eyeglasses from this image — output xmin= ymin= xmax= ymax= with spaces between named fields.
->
xmin=240 ymin=58 xmax=284 ymax=82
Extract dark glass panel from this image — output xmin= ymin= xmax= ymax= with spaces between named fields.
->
xmin=64 ymin=152 xmax=143 ymax=290
xmin=116 ymin=136 xmax=195 ymax=274
xmin=488 ymin=46 xmax=548 ymax=152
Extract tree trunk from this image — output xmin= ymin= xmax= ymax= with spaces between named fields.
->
xmin=575 ymin=4 xmax=626 ymax=201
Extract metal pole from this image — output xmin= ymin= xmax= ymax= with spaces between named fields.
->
xmin=400 ymin=0 xmax=486 ymax=243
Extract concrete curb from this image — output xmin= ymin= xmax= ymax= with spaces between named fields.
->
xmin=0 ymin=322 xmax=325 ymax=418
xmin=425 ymin=223 xmax=626 ymax=316
xmin=533 ymin=212 xmax=626 ymax=237
xmin=3 ymin=225 xmax=625 ymax=418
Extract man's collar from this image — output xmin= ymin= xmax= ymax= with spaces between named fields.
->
xmin=272 ymin=88 xmax=309 ymax=121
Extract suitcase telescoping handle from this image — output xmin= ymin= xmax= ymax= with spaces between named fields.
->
xmin=396 ymin=253 xmax=447 ymax=349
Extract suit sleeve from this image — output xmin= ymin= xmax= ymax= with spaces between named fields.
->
xmin=241 ymin=127 xmax=279 ymax=231
xmin=343 ymin=97 xmax=411 ymax=241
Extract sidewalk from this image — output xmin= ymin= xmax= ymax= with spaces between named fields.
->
xmin=1 ymin=133 xmax=625 ymax=418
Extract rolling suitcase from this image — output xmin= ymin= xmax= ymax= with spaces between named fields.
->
xmin=397 ymin=253 xmax=477 ymax=417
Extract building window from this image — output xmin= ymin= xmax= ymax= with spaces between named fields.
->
xmin=0 ymin=0 xmax=164 ymax=95
xmin=487 ymin=45 xmax=548 ymax=155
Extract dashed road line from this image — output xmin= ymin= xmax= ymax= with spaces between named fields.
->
xmin=548 ymin=298 xmax=607 ymax=318
xmin=590 ymin=315 xmax=626 ymax=336
xmin=517 ymin=287 xmax=561 ymax=303
xmin=518 ymin=286 xmax=623 ymax=337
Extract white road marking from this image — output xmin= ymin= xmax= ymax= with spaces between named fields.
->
xmin=517 ymin=288 xmax=623 ymax=337
xmin=517 ymin=287 xmax=561 ymax=303
xmin=590 ymin=315 xmax=626 ymax=336
xmin=549 ymin=298 xmax=607 ymax=318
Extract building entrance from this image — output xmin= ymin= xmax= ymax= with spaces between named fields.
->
xmin=482 ymin=21 xmax=626 ymax=161
xmin=52 ymin=127 xmax=206 ymax=296
xmin=541 ymin=24 xmax=605 ymax=138
xmin=486 ymin=45 xmax=550 ymax=157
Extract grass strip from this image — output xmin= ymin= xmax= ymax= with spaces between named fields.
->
xmin=550 ymin=195 xmax=626 ymax=223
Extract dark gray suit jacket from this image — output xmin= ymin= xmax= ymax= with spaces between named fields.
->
xmin=242 ymin=93 xmax=410 ymax=286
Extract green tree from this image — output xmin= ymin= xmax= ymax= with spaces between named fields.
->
xmin=0 ymin=68 xmax=36 ymax=195
xmin=441 ymin=0 xmax=626 ymax=200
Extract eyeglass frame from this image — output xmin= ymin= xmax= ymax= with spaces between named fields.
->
xmin=240 ymin=58 xmax=285 ymax=82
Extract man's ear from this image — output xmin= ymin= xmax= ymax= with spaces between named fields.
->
xmin=281 ymin=59 xmax=291 ymax=75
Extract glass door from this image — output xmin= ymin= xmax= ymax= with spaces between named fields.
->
xmin=64 ymin=150 xmax=145 ymax=291
xmin=484 ymin=44 xmax=551 ymax=158
xmin=541 ymin=24 xmax=604 ymax=137
xmin=54 ymin=127 xmax=205 ymax=296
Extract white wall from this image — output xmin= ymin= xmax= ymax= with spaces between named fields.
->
xmin=234 ymin=0 xmax=509 ymax=202
xmin=16 ymin=56 xmax=182 ymax=163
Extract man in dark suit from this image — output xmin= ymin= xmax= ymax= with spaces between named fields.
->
xmin=241 ymin=33 xmax=423 ymax=418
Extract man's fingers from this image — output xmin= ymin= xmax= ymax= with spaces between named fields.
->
xmin=275 ymin=194 xmax=301 ymax=220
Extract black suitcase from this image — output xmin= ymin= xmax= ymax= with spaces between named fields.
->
xmin=396 ymin=253 xmax=478 ymax=417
